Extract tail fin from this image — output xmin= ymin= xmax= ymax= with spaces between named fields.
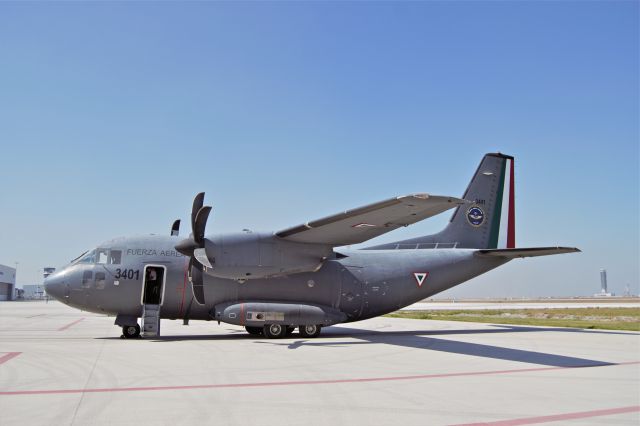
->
xmin=367 ymin=153 xmax=516 ymax=250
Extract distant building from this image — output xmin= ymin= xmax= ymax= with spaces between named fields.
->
xmin=0 ymin=264 xmax=16 ymax=301
xmin=22 ymin=284 xmax=46 ymax=300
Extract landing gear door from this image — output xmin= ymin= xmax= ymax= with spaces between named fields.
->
xmin=339 ymin=266 xmax=363 ymax=320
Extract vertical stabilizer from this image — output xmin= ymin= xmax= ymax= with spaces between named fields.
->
xmin=367 ymin=153 xmax=516 ymax=250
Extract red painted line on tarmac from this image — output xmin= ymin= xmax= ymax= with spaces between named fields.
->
xmin=1 ymin=360 xmax=638 ymax=397
xmin=0 ymin=352 xmax=21 ymax=365
xmin=450 ymin=405 xmax=640 ymax=425
xmin=57 ymin=318 xmax=85 ymax=331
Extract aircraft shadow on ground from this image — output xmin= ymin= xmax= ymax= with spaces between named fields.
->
xmin=99 ymin=324 xmax=627 ymax=368
xmin=257 ymin=326 xmax=615 ymax=368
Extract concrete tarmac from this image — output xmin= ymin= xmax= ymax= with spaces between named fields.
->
xmin=1 ymin=301 xmax=638 ymax=426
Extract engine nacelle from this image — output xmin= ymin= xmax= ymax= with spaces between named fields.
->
xmin=213 ymin=302 xmax=347 ymax=326
xmin=201 ymin=232 xmax=332 ymax=280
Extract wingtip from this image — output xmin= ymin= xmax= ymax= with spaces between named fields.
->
xmin=557 ymin=246 xmax=581 ymax=253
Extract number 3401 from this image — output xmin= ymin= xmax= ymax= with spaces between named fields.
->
xmin=114 ymin=269 xmax=140 ymax=280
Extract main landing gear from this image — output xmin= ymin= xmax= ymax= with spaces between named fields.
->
xmin=246 ymin=324 xmax=322 ymax=339
xmin=121 ymin=324 xmax=141 ymax=339
xmin=245 ymin=326 xmax=263 ymax=336
xmin=298 ymin=324 xmax=321 ymax=338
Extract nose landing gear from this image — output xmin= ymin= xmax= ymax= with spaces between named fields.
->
xmin=121 ymin=324 xmax=141 ymax=339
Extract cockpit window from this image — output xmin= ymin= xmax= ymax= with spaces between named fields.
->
xmin=77 ymin=249 xmax=96 ymax=264
xmin=109 ymin=250 xmax=122 ymax=265
xmin=96 ymin=249 xmax=109 ymax=264
xmin=70 ymin=248 xmax=122 ymax=266
xmin=69 ymin=251 xmax=87 ymax=265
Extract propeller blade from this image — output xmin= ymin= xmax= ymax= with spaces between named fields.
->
xmin=191 ymin=192 xmax=205 ymax=232
xmin=191 ymin=262 xmax=206 ymax=305
xmin=171 ymin=219 xmax=180 ymax=236
xmin=194 ymin=206 xmax=212 ymax=246
xmin=194 ymin=248 xmax=213 ymax=269
xmin=176 ymin=193 xmax=211 ymax=306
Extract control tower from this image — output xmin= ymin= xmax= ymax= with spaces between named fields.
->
xmin=595 ymin=269 xmax=613 ymax=297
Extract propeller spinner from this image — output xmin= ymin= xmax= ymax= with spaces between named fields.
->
xmin=175 ymin=192 xmax=212 ymax=305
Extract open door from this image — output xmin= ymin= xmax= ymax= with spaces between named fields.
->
xmin=141 ymin=265 xmax=166 ymax=337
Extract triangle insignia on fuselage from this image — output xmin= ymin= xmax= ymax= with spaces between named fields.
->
xmin=413 ymin=272 xmax=429 ymax=287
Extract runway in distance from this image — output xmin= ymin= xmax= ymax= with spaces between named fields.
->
xmin=44 ymin=153 xmax=579 ymax=339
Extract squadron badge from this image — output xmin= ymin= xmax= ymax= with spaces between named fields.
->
xmin=467 ymin=206 xmax=485 ymax=227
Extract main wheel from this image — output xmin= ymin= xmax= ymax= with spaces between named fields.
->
xmin=298 ymin=324 xmax=322 ymax=338
xmin=245 ymin=326 xmax=263 ymax=336
xmin=263 ymin=323 xmax=287 ymax=339
xmin=122 ymin=324 xmax=140 ymax=339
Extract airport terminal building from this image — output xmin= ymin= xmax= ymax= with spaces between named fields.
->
xmin=0 ymin=264 xmax=16 ymax=301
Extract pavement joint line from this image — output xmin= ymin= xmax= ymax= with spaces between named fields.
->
xmin=0 ymin=352 xmax=21 ymax=365
xmin=69 ymin=333 xmax=107 ymax=426
xmin=57 ymin=318 xmax=85 ymax=331
xmin=449 ymin=405 xmax=640 ymax=425
xmin=1 ymin=360 xmax=638 ymax=397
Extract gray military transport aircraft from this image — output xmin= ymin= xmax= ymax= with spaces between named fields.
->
xmin=44 ymin=153 xmax=578 ymax=339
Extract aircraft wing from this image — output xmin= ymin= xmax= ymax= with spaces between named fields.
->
xmin=475 ymin=247 xmax=581 ymax=258
xmin=276 ymin=194 xmax=467 ymax=246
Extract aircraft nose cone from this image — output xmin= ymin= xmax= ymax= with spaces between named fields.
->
xmin=44 ymin=272 xmax=64 ymax=301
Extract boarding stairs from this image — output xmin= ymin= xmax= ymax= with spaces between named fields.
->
xmin=142 ymin=304 xmax=161 ymax=337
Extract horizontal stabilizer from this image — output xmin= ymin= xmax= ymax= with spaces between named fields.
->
xmin=475 ymin=247 xmax=581 ymax=259
xmin=277 ymin=194 xmax=467 ymax=246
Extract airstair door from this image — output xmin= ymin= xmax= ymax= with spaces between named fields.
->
xmin=141 ymin=265 xmax=165 ymax=337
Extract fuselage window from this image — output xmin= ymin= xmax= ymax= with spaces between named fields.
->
xmin=82 ymin=271 xmax=93 ymax=288
xmin=96 ymin=249 xmax=109 ymax=265
xmin=95 ymin=272 xmax=106 ymax=289
xmin=109 ymin=250 xmax=122 ymax=265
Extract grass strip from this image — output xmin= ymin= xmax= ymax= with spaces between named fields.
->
xmin=385 ymin=308 xmax=640 ymax=331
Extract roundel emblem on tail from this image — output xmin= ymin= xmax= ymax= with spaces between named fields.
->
xmin=467 ymin=206 xmax=485 ymax=227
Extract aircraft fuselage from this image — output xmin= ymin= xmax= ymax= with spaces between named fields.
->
xmin=45 ymin=234 xmax=507 ymax=324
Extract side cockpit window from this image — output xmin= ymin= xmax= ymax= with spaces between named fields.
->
xmin=96 ymin=249 xmax=109 ymax=264
xmin=72 ymin=247 xmax=121 ymax=266
xmin=109 ymin=250 xmax=122 ymax=265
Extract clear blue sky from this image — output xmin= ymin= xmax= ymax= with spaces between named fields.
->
xmin=1 ymin=1 xmax=638 ymax=297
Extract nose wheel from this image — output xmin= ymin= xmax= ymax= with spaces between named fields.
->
xmin=121 ymin=324 xmax=141 ymax=339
